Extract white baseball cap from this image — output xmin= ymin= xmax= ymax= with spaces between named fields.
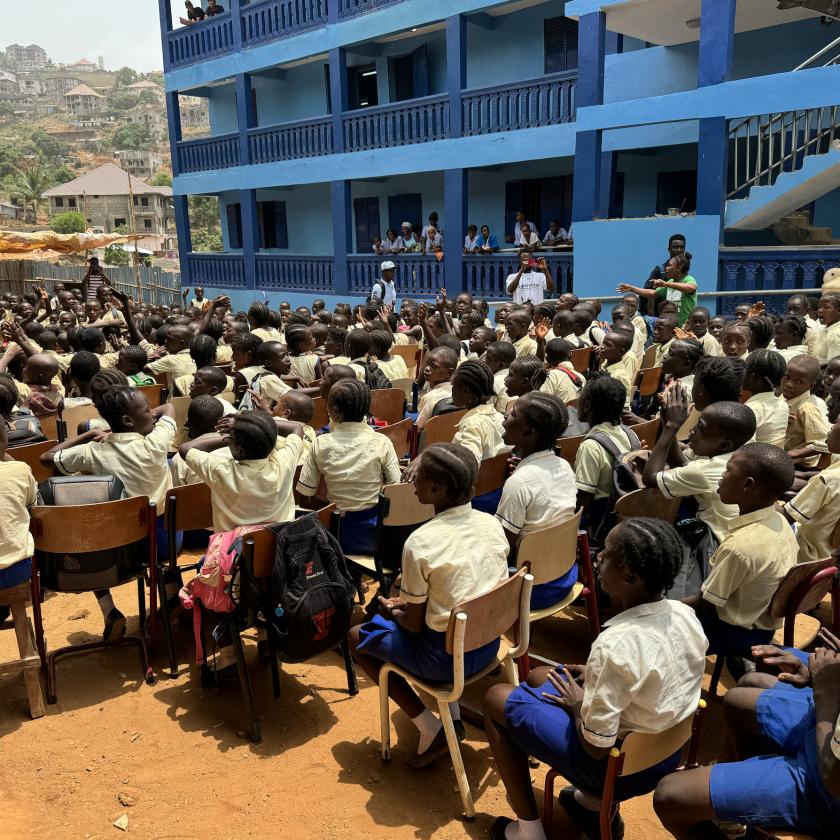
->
xmin=381 ymin=261 xmax=395 ymax=271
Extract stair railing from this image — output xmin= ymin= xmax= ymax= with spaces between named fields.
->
xmin=794 ymin=34 xmax=840 ymax=71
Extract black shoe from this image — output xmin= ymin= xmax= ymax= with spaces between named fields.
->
xmin=489 ymin=817 xmax=514 ymax=840
xmin=257 ymin=639 xmax=270 ymax=659
xmin=103 ymin=608 xmax=126 ymax=642
xmin=559 ymin=785 xmax=625 ymax=840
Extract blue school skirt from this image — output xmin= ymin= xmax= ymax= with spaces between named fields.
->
xmin=471 ymin=486 xmax=504 ymax=516
xmin=0 ymin=558 xmax=32 ymax=590
xmin=356 ymin=614 xmax=500 ymax=683
xmin=504 ymin=674 xmax=681 ymax=801
xmin=699 ymin=611 xmax=774 ymax=659
xmin=530 ymin=565 xmax=579 ymax=611
xmin=710 ymin=681 xmax=840 ymax=834
xmin=336 ymin=506 xmax=378 ymax=556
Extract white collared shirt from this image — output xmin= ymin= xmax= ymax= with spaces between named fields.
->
xmin=452 ymin=403 xmax=512 ymax=465
xmin=745 ymin=391 xmax=788 ymax=448
xmin=147 ymin=348 xmax=196 ymax=395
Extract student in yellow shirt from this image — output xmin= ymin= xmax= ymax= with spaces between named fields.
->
xmin=485 ymin=341 xmax=515 ymax=413
xmin=742 ymin=349 xmax=789 ymax=447
xmin=230 ymin=332 xmax=264 ymax=398
xmin=532 ymin=336 xmax=584 ymax=405
xmin=270 ymin=390 xmax=315 ymax=466
xmin=368 ymin=330 xmax=409 ymax=382
xmin=468 ymin=325 xmax=497 ymax=362
xmin=652 ymin=312 xmax=678 ymax=367
xmin=746 ymin=315 xmax=775 ymax=354
xmin=594 ymin=329 xmax=636 ymax=408
xmin=505 ymin=310 xmax=538 ymax=358
xmin=415 ymin=346 xmax=458 ymax=429
xmin=144 ymin=324 xmax=196 ymax=394
xmin=247 ymin=301 xmax=283 ymax=343
xmin=504 ymin=355 xmax=543 ymax=402
xmin=773 ymin=313 xmax=810 ymax=363
xmin=719 ymin=321 xmax=751 ymax=360
xmin=782 ymin=354 xmax=831 ymax=467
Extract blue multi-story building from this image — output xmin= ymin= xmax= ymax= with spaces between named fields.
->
xmin=157 ymin=0 xmax=840 ymax=313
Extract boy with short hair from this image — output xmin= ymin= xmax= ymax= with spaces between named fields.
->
xmin=416 ymin=346 xmax=458 ymax=429
xmin=345 ymin=330 xmax=372 ymax=382
xmin=369 ymin=330 xmax=409 ymax=381
xmin=116 ymin=345 xmax=155 ymax=386
xmin=686 ymin=306 xmax=723 ymax=357
xmin=709 ymin=314 xmax=728 ymax=341
xmin=505 ymin=310 xmax=538 ymax=358
xmin=189 ymin=366 xmax=236 ymax=416
xmin=652 ymin=312 xmax=679 ymax=366
xmin=273 ymin=390 xmax=316 ymax=465
xmin=549 ymin=310 xmax=579 ymax=346
xmin=596 ymin=330 xmax=637 ymax=408
xmin=170 ymin=395 xmax=227 ymax=487
xmin=485 ymin=341 xmax=515 ymax=413
xmin=66 ymin=351 xmax=101 ymax=409
xmin=782 ymin=354 xmax=831 ymax=467
xmin=144 ymin=324 xmax=196 ymax=394
xmin=815 ymin=291 xmax=840 ymax=363
xmin=535 ymin=336 xmax=583 ymax=405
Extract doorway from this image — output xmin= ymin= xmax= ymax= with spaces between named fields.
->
xmin=354 ymin=197 xmax=381 ymax=253
xmin=348 ymin=63 xmax=378 ymax=110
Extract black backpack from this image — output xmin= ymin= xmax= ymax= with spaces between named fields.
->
xmin=359 ymin=359 xmax=392 ymax=392
xmin=365 ymin=279 xmax=386 ymax=308
xmin=5 ymin=413 xmax=48 ymax=448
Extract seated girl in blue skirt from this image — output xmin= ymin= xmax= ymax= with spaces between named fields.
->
xmin=348 ymin=442 xmax=510 ymax=768
xmin=297 ymin=378 xmax=401 ymax=554
xmin=482 ymin=518 xmax=708 ymax=840
xmin=654 ymin=637 xmax=840 ymax=839
xmin=495 ymin=392 xmax=579 ymax=610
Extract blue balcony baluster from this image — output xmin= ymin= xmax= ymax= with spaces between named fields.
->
xmin=188 ymin=253 xmax=246 ymax=287
xmin=239 ymin=0 xmax=327 ymax=48
xmin=255 ymin=254 xmax=335 ymax=292
xmin=341 ymin=94 xmax=449 ymax=152
xmin=167 ymin=12 xmax=235 ymax=70
xmin=178 ymin=132 xmax=241 ymax=173
xmin=463 ymin=253 xmax=573 ymax=298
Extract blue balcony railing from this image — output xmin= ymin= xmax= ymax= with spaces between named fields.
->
xmin=339 ymin=0 xmax=403 ymax=19
xmin=348 ymin=254 xmax=445 ymax=296
xmin=178 ymin=132 xmax=240 ymax=173
xmin=256 ymin=254 xmax=335 ymax=291
xmin=249 ymin=117 xmax=334 ymax=163
xmin=188 ymin=253 xmax=247 ymax=287
xmin=464 ymin=253 xmax=573 ymax=298
xmin=168 ymin=12 xmax=235 ymax=70
xmin=718 ymin=246 xmax=840 ymax=316
xmin=343 ymin=94 xmax=449 ymax=152
xmin=461 ymin=71 xmax=577 ymax=137
xmin=241 ymin=0 xmax=328 ymax=48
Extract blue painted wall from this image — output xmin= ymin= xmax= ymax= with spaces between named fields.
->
xmin=207 ymin=81 xmax=237 ymax=135
xmin=252 ymin=63 xmax=329 ymax=126
xmin=813 ymin=186 xmax=840 ymax=237
xmin=617 ymin=143 xmax=698 ymax=218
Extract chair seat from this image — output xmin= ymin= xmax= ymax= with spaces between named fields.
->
xmin=344 ymin=554 xmax=396 ymax=577
xmin=529 ymin=582 xmax=585 ymax=624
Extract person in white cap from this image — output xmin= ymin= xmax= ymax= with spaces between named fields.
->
xmin=368 ymin=261 xmax=397 ymax=308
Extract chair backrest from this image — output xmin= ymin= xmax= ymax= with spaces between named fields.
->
xmin=170 ymin=396 xmax=192 ymax=442
xmin=570 ymin=346 xmax=591 ymax=373
xmin=136 ymin=384 xmax=166 ymax=409
xmin=642 ymin=345 xmax=657 ymax=370
xmin=219 ymin=391 xmax=235 ymax=404
xmin=516 ymin=510 xmax=583 ymax=586
xmin=164 ymin=482 xmax=213 ymax=533
xmin=630 ymin=416 xmax=660 ymax=448
xmin=30 ymin=495 xmax=152 ymax=553
xmin=311 ymin=396 xmax=329 ymax=431
xmin=423 ymin=408 xmax=467 ymax=448
xmin=391 ymin=344 xmax=419 ymax=375
xmin=391 ymin=378 xmax=415 ymax=402
xmin=380 ymin=482 xmax=435 ymax=527
xmin=152 ymin=371 xmax=169 ymax=389
xmin=61 ymin=404 xmax=99 ymax=438
xmin=768 ymin=556 xmax=839 ymax=618
xmin=635 ymin=366 xmax=662 ymax=397
xmin=556 ymin=433 xmax=585 ymax=469
xmin=8 ymin=439 xmax=58 ymax=484
xmin=446 ymin=567 xmax=529 ymax=654
xmin=214 ymin=362 xmax=232 ymax=376
xmin=473 ymin=452 xmax=510 ymax=497
xmin=39 ymin=413 xmax=60 ymax=442
xmin=619 ymin=706 xmax=701 ymax=775
xmin=370 ymin=388 xmax=405 ymax=425
xmin=614 ymin=487 xmax=682 ymax=524
xmin=376 ymin=417 xmax=412 ymax=460
xmin=248 ymin=507 xmax=336 ymax=576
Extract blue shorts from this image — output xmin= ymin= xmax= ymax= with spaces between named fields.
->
xmin=504 ymin=675 xmax=681 ymax=801
xmin=710 ymin=685 xmax=840 ymax=834
xmin=0 ymin=558 xmax=32 ymax=590
xmin=335 ymin=506 xmax=378 ymax=556
xmin=356 ymin=613 xmax=500 ymax=683
xmin=146 ymin=513 xmax=182 ymax=564
xmin=699 ymin=611 xmax=774 ymax=659
xmin=530 ymin=564 xmax=579 ymax=611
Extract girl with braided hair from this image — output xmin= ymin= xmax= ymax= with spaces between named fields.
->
xmin=247 ymin=301 xmax=283 ymax=343
xmin=773 ymin=313 xmax=809 ymax=362
xmin=742 ymin=348 xmax=789 ymax=447
xmin=745 ymin=314 xmax=775 ymax=353
xmin=284 ymin=323 xmax=321 ymax=385
xmin=230 ymin=331 xmax=264 ymax=398
xmin=505 ymin=354 xmax=543 ymax=400
xmin=483 ymin=517 xmax=706 ymax=840
xmin=348 ymin=442 xmax=510 ymax=768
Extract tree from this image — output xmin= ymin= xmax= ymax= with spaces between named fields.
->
xmin=137 ymin=89 xmax=159 ymax=106
xmin=0 ymin=101 xmax=14 ymax=120
xmin=51 ymin=166 xmax=76 ymax=185
xmin=188 ymin=195 xmax=221 ymax=230
xmin=150 ymin=169 xmax=172 ymax=187
xmin=6 ymin=166 xmax=53 ymax=216
xmin=112 ymin=122 xmax=151 ymax=151
xmin=104 ymin=245 xmax=131 ymax=266
xmin=191 ymin=229 xmax=223 ymax=252
xmin=111 ymin=92 xmax=139 ymax=112
xmin=49 ymin=211 xmax=86 ymax=234
xmin=0 ymin=146 xmax=23 ymax=179
xmin=114 ymin=66 xmax=138 ymax=88
xmin=31 ymin=129 xmax=71 ymax=160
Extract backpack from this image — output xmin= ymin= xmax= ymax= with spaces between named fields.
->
xmin=588 ymin=325 xmax=603 ymax=346
xmin=366 ymin=279 xmax=386 ymax=308
xmin=5 ymin=414 xmax=48 ymax=448
xmin=552 ymin=365 xmax=585 ymax=390
xmin=667 ymin=519 xmax=719 ymax=600
xmin=359 ymin=359 xmax=392 ymax=392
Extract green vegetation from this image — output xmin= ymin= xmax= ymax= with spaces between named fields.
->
xmin=5 ymin=166 xmax=53 ymax=215
xmin=151 ymin=169 xmax=172 ymax=187
xmin=49 ymin=211 xmax=86 ymax=234
xmin=112 ymin=121 xmax=152 ymax=151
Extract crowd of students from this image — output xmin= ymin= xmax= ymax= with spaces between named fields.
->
xmin=1 ymin=271 xmax=839 ymax=840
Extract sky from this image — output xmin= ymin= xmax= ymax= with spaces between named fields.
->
xmin=2 ymin=0 xmax=170 ymax=74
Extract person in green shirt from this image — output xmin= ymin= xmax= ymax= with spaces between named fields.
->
xmin=617 ymin=254 xmax=697 ymax=326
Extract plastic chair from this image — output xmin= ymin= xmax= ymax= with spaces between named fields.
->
xmin=370 ymin=388 xmax=405 ymax=425
xmin=310 ymin=396 xmax=329 ymax=431
xmin=28 ymin=496 xmax=159 ymax=704
xmin=629 ymin=416 xmax=661 ymax=447
xmin=543 ymin=701 xmax=707 ymax=840
xmin=614 ymin=487 xmax=683 ymax=524
xmin=136 ymin=383 xmax=167 ymax=409
xmin=343 ymin=483 xmax=435 ymax=603
xmin=416 ymin=408 xmax=467 ymax=456
xmin=556 ymin=433 xmax=585 ymax=469
xmin=378 ymin=568 xmax=534 ymax=818
xmin=570 ymin=346 xmax=592 ymax=373
xmin=8 ymin=439 xmax=58 ymax=484
xmin=0 ymin=580 xmax=45 ymax=718
xmin=634 ymin=366 xmax=662 ymax=398
xmin=59 ymin=404 xmax=99 ymax=441
xmin=375 ymin=417 xmax=412 ymax=460
xmin=390 ymin=345 xmax=420 ymax=376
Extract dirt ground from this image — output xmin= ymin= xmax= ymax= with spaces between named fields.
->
xmin=0 ymin=568 xmax=830 ymax=840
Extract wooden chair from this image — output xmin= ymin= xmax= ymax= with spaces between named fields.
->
xmin=40 ymin=414 xmax=60 ymax=442
xmin=570 ymin=346 xmax=592 ymax=373
xmin=740 ymin=389 xmax=752 ymax=404
xmin=170 ymin=396 xmax=191 ymax=445
xmin=214 ymin=362 xmax=232 ymax=377
xmin=370 ymin=388 xmax=405 ymax=425
xmin=59 ymin=404 xmax=99 ymax=441
xmin=642 ymin=344 xmax=658 ymax=370
xmin=677 ymin=406 xmax=700 ymax=441
xmin=472 ymin=452 xmax=510 ymax=513
xmin=629 ymin=416 xmax=661 ymax=447
xmin=390 ymin=345 xmax=420 ymax=377
xmin=0 ymin=579 xmax=45 ymax=719
xmin=152 ymin=371 xmax=169 ymax=390
xmin=136 ymin=383 xmax=167 ymax=409
xmin=376 ymin=417 xmax=412 ymax=460
xmin=378 ymin=568 xmax=534 ymax=818
xmin=29 ymin=496 xmax=159 ymax=704
xmin=614 ymin=487 xmax=683 ymax=524
xmin=556 ymin=433 xmax=586 ymax=470
xmin=343 ymin=483 xmax=435 ymax=603
xmin=544 ymin=702 xmax=708 ymax=840
xmin=634 ymin=366 xmax=662 ymax=398
xmin=9 ymin=440 xmax=58 ymax=484
xmin=417 ymin=408 xmax=467 ymax=455
xmin=310 ymin=396 xmax=329 ymax=431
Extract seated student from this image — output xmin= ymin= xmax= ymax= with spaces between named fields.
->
xmin=310 ymin=321 xmax=329 ymax=354
xmin=682 ymin=443 xmax=797 ymax=661
xmin=660 ymin=336 xmax=704 ymax=394
xmin=40 ymin=386 xmax=181 ymax=641
xmin=217 ymin=318 xmax=246 ymax=363
xmin=345 ymin=329 xmax=373 ymax=383
xmin=594 ymin=329 xmax=636 ymax=409
xmin=505 ymin=310 xmax=538 ymax=358
xmin=398 ymin=299 xmax=426 ymax=347
xmin=65 ymin=351 xmax=100 ymax=408
xmin=652 ymin=312 xmax=679 ymax=366
xmin=815 ymin=290 xmax=840 ymax=364
xmin=247 ymin=302 xmax=283 ymax=343
xmin=746 ymin=314 xmax=775 ymax=354
xmin=532 ymin=337 xmax=584 ymax=405
xmin=368 ymin=330 xmax=409 ymax=382
xmin=321 ymin=326 xmax=351 ymax=368
xmin=188 ymin=366 xmax=236 ymax=416
xmin=742 ymin=349 xmax=788 ymax=447
xmin=574 ymin=374 xmax=634 ymax=528
xmin=483 ymin=517 xmax=707 ymax=840
xmin=783 ymin=354 xmax=831 ymax=467
xmin=230 ymin=332 xmax=264 ymax=398
xmin=821 ymin=354 xmax=840 ymax=402
xmin=708 ymin=314 xmax=728 ymax=342
xmin=297 ymin=379 xmax=401 ymax=554
xmin=504 ymin=355 xmax=543 ymax=402
xmin=719 ymin=320 xmax=751 ymax=359
xmin=0 ymin=345 xmax=62 ymax=419
xmin=485 ymin=340 xmax=515 ymax=414
xmin=271 ymin=390 xmax=315 ymax=465
xmin=416 ymin=346 xmax=458 ymax=429
xmin=497 ymin=392 xmax=578 ymax=608
xmin=179 ymin=407 xmax=305 ymax=534
xmin=684 ymin=306 xmax=722 ymax=357
xmin=173 ymin=334 xmax=219 ymax=397
xmin=116 ymin=345 xmax=155 ymax=386
xmin=348 ymin=442 xmax=509 ymax=766
xmin=468 ymin=325 xmax=497 ymax=362
xmin=570 ymin=307 xmax=596 ymax=347
xmin=144 ymin=323 xmax=196 ymax=395
xmin=610 ymin=304 xmax=646 ymax=364
xmin=170 ymin=395 xmax=228 ymax=487
xmin=733 ymin=302 xmax=752 ymax=323
xmin=456 ymin=311 xmax=484 ymax=358
xmin=774 ymin=313 xmax=810 ymax=362
xmin=547 ymin=310 xmax=580 ymax=347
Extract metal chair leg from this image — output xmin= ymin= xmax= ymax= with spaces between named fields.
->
xmin=156 ymin=572 xmax=178 ymax=678
xmin=709 ymin=655 xmax=725 ymax=697
xmin=341 ymin=636 xmax=358 ymax=696
xmin=137 ymin=576 xmax=146 ymax=627
xmin=230 ymin=626 xmax=262 ymax=745
xmin=543 ymin=768 xmax=560 ymax=837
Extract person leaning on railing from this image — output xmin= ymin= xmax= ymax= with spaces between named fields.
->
xmin=180 ymin=0 xmax=205 ymax=24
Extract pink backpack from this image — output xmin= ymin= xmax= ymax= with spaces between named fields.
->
xmin=179 ymin=523 xmax=270 ymax=664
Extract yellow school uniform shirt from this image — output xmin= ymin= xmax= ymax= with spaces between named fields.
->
xmin=452 ymin=404 xmax=512 ymax=465
xmin=601 ymin=353 xmax=637 ymax=408
xmin=416 ymin=381 xmax=453 ymax=429
xmin=328 ymin=355 xmax=351 ymax=368
xmin=348 ymin=357 xmax=368 ymax=382
xmin=512 ymin=335 xmax=538 ymax=358
xmin=148 ymin=349 xmax=196 ymax=395
xmin=216 ymin=344 xmax=233 ymax=364
xmin=0 ymin=461 xmax=37 ymax=570
xmin=701 ymin=506 xmax=798 ymax=631
xmin=288 ymin=354 xmax=319 ymax=384
xmin=784 ymin=461 xmax=840 ymax=565
xmin=539 ymin=362 xmax=582 ymax=404
xmin=654 ymin=338 xmax=674 ymax=367
xmin=187 ymin=435 xmax=303 ymax=533
xmin=697 ymin=331 xmax=724 ymax=357
xmin=55 ymin=415 xmax=176 ymax=508
xmin=492 ymin=369 xmax=510 ymax=414
xmin=374 ymin=355 xmax=409 ymax=382
xmin=276 ymin=423 xmax=316 ymax=467
xmin=777 ymin=344 xmax=809 ymax=363
xmin=575 ymin=422 xmax=634 ymax=500
xmin=170 ymin=432 xmax=233 ymax=487
xmin=632 ymin=314 xmax=646 ymax=335
xmin=259 ymin=372 xmax=292 ymax=405
xmin=744 ymin=391 xmax=788 ymax=448
xmin=815 ymin=320 xmax=840 ymax=363
xmin=392 ymin=333 xmax=410 ymax=346
xmin=785 ymin=391 xmax=830 ymax=467
xmin=251 ymin=327 xmax=283 ymax=343
xmin=297 ymin=421 xmax=401 ymax=512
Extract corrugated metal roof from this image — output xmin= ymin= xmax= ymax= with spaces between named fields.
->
xmin=127 ymin=81 xmax=161 ymax=89
xmin=41 ymin=163 xmax=173 ymax=198
xmin=64 ymin=83 xmax=104 ymax=98
xmin=70 ymin=58 xmax=95 ymax=65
